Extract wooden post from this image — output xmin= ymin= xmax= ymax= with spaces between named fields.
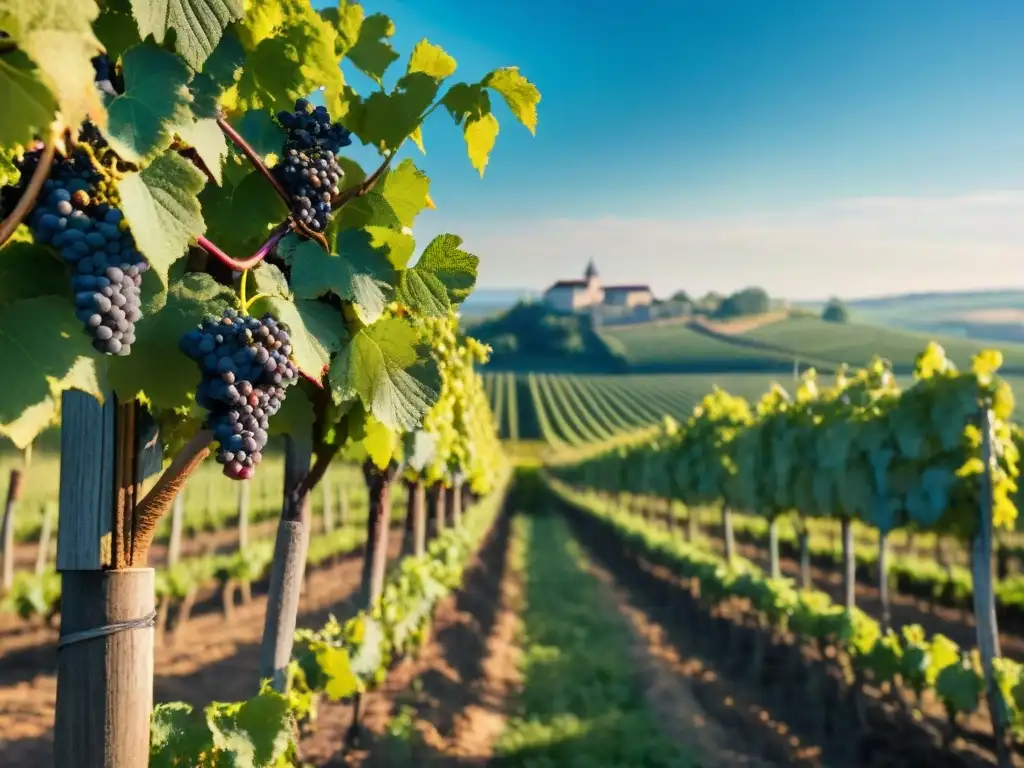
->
xmin=433 ymin=484 xmax=447 ymax=534
xmin=0 ymin=467 xmax=23 ymax=591
xmin=879 ymin=530 xmax=891 ymax=629
xmin=35 ymin=501 xmax=55 ymax=576
xmin=322 ymin=477 xmax=334 ymax=533
xmin=167 ymin=492 xmax=184 ymax=567
xmin=841 ymin=517 xmax=856 ymax=611
xmin=360 ymin=461 xmax=395 ymax=609
xmin=401 ymin=479 xmax=416 ymax=556
xmin=258 ymin=435 xmax=312 ymax=692
xmin=798 ymin=525 xmax=812 ymax=590
xmin=338 ymin=484 xmax=348 ymax=528
xmin=55 ymin=391 xmax=154 ymax=768
xmin=451 ymin=480 xmax=463 ymax=528
xmin=768 ymin=516 xmax=780 ymax=579
xmin=237 ymin=480 xmax=250 ymax=550
xmin=722 ymin=506 xmax=735 ymax=565
xmin=974 ymin=407 xmax=1012 ymax=767
xmin=412 ymin=480 xmax=426 ymax=556
xmin=687 ymin=507 xmax=698 ymax=542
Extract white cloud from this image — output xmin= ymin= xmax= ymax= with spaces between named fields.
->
xmin=415 ymin=190 xmax=1024 ymax=300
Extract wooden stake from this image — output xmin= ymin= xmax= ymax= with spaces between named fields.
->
xmin=167 ymin=493 xmax=184 ymax=567
xmin=0 ymin=468 xmax=23 ymax=591
xmin=35 ymin=501 xmax=55 ymax=576
xmin=237 ymin=480 xmax=250 ymax=551
xmin=54 ymin=568 xmax=155 ymax=768
xmin=412 ymin=480 xmax=426 ymax=556
xmin=841 ymin=517 xmax=856 ymax=610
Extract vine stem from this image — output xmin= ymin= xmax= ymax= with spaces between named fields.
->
xmin=332 ymin=151 xmax=395 ymax=210
xmin=0 ymin=136 xmax=56 ymax=247
xmin=216 ymin=117 xmax=291 ymax=205
xmin=195 ymin=221 xmax=291 ymax=272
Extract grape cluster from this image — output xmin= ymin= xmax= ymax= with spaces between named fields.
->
xmin=273 ymin=99 xmax=350 ymax=232
xmin=276 ymin=98 xmax=352 ymax=154
xmin=180 ymin=310 xmax=300 ymax=480
xmin=23 ymin=149 xmax=148 ymax=355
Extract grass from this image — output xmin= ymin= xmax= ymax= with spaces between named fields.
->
xmin=597 ymin=321 xmax=796 ymax=372
xmin=494 ymin=511 xmax=695 ymax=767
xmin=740 ymin=316 xmax=1024 ymax=372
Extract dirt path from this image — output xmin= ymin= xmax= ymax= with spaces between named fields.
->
xmin=0 ymin=539 xmax=398 ymax=766
xmin=580 ymin=553 xmax=781 ymax=768
xmin=301 ymin=510 xmax=521 ymax=766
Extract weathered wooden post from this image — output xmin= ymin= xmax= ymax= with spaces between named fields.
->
xmin=35 ymin=501 xmax=55 ymax=576
xmin=54 ymin=392 xmax=155 ymax=768
xmin=167 ymin=492 xmax=184 ymax=567
xmin=451 ymin=472 xmax=464 ymax=528
xmin=0 ymin=466 xmax=24 ymax=591
xmin=237 ymin=480 xmax=250 ymax=550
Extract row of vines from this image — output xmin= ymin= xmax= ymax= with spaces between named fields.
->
xmin=552 ymin=343 xmax=1023 ymax=766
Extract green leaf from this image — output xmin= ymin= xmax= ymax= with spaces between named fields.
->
xmin=395 ymin=234 xmax=479 ymax=317
xmin=250 ymin=261 xmax=290 ymax=298
xmin=0 ymin=50 xmax=57 ymax=147
xmin=375 ymin=160 xmax=430 ymax=228
xmin=483 ymin=67 xmax=540 ymax=135
xmin=406 ymin=39 xmax=457 ymax=80
xmin=355 ymin=72 xmax=439 ymax=151
xmin=328 ymin=316 xmax=437 ymax=432
xmin=267 ymin=384 xmax=315 ymax=438
xmin=0 ymin=0 xmax=105 ymax=134
xmin=0 ymin=242 xmax=69 ymax=310
xmin=174 ymin=116 xmax=228 ymax=185
xmin=414 ymin=234 xmax=479 ymax=303
xmin=232 ymin=2 xmax=346 ymax=119
xmin=119 ymin=150 xmax=207 ymax=287
xmin=440 ymin=82 xmax=490 ymax=125
xmin=362 ymin=416 xmax=397 ymax=469
xmin=0 ymin=296 xmax=103 ymax=449
xmin=282 ymin=232 xmax=393 ymax=324
xmin=404 ymin=429 xmax=437 ymax=472
xmin=94 ymin=0 xmax=141 ymax=63
xmin=106 ymin=272 xmax=235 ymax=411
xmin=366 ymin=226 xmax=416 ymax=270
xmin=314 ymin=644 xmax=360 ymax=701
xmin=345 ymin=12 xmax=399 ymax=83
xmin=464 ymin=112 xmax=499 ymax=177
xmin=188 ymin=28 xmax=244 ymax=119
xmin=129 ymin=0 xmax=243 ymax=71
xmin=249 ymin=294 xmax=345 ymax=383
xmin=101 ymin=43 xmax=193 ymax=164
xmin=198 ymin=162 xmax=287 ymax=256
xmin=206 ymin=689 xmax=294 ymax=767
xmin=234 ymin=109 xmax=287 ymax=159
xmin=149 ymin=702 xmax=214 ymax=768
xmin=320 ymin=0 xmax=362 ymax=56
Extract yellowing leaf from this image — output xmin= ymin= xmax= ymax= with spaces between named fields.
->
xmin=406 ymin=39 xmax=456 ymax=80
xmin=483 ymin=66 xmax=540 ymax=135
xmin=464 ymin=112 xmax=499 ymax=177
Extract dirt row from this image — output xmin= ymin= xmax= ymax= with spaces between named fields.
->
xmin=561 ymin=500 xmax=1022 ymax=768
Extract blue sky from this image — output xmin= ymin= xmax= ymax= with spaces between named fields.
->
xmin=316 ymin=0 xmax=1024 ymax=300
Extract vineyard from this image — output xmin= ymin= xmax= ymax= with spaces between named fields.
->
xmin=2 ymin=2 xmax=1024 ymax=768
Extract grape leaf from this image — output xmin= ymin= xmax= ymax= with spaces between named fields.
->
xmin=281 ymin=232 xmax=394 ymax=324
xmin=0 ymin=242 xmax=69 ymax=309
xmin=0 ymin=296 xmax=103 ymax=449
xmin=355 ymin=72 xmax=440 ymax=151
xmin=101 ymin=43 xmax=193 ymax=164
xmin=206 ymin=689 xmax=294 ymax=767
xmin=345 ymin=12 xmax=398 ymax=83
xmin=464 ymin=113 xmax=499 ymax=177
xmin=365 ymin=226 xmax=416 ymax=269
xmin=0 ymin=50 xmax=57 ymax=147
xmin=407 ymin=40 xmax=457 ymax=80
xmin=250 ymin=293 xmax=345 ymax=383
xmin=319 ymin=0 xmax=362 ymax=55
xmin=362 ymin=416 xmax=397 ymax=470
xmin=129 ymin=0 xmax=243 ymax=71
xmin=313 ymin=644 xmax=360 ymax=701
xmin=404 ymin=430 xmax=438 ymax=472
xmin=267 ymin=384 xmax=315 ymax=438
xmin=149 ymin=702 xmax=215 ymax=768
xmin=119 ymin=150 xmax=207 ymax=287
xmin=93 ymin=0 xmax=141 ymax=63
xmin=230 ymin=0 xmax=345 ymax=118
xmin=375 ymin=160 xmax=430 ymax=228
xmin=188 ymin=28 xmax=244 ymax=119
xmin=396 ymin=234 xmax=478 ymax=315
xmin=174 ymin=116 xmax=228 ymax=185
xmin=106 ymin=272 xmax=235 ymax=411
xmin=349 ymin=616 xmax=386 ymax=679
xmin=198 ymin=164 xmax=287 ymax=256
xmin=328 ymin=316 xmax=437 ymax=432
xmin=483 ymin=67 xmax=540 ymax=135
xmin=0 ymin=0 xmax=105 ymax=133
xmin=250 ymin=261 xmax=290 ymax=299
xmin=233 ymin=109 xmax=287 ymax=158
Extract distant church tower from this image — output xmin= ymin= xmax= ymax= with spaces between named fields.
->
xmin=584 ymin=259 xmax=600 ymax=290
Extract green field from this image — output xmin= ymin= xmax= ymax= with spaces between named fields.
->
xmin=739 ymin=316 xmax=1024 ymax=372
xmin=597 ymin=322 xmax=798 ymax=372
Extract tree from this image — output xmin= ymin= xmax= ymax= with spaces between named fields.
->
xmin=715 ymin=287 xmax=771 ymax=318
xmin=822 ymin=298 xmax=850 ymax=323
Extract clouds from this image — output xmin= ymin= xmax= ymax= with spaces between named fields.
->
xmin=414 ymin=190 xmax=1024 ymax=299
